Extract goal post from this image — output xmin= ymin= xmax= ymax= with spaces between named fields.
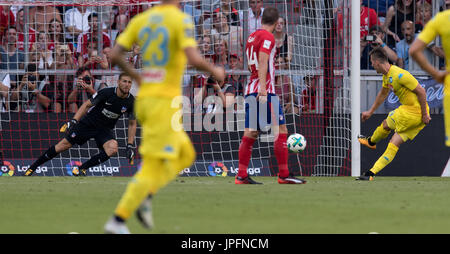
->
xmin=351 ymin=0 xmax=361 ymax=177
xmin=0 ymin=0 xmax=357 ymax=177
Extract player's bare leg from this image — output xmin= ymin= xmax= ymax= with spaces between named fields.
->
xmin=24 ymin=138 xmax=72 ymax=176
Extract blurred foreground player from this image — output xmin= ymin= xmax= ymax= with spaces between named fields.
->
xmin=410 ymin=9 xmax=450 ymax=147
xmin=104 ymin=0 xmax=225 ymax=234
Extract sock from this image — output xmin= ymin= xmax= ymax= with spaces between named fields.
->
xmin=238 ymin=136 xmax=256 ymax=178
xmin=114 ymin=215 xmax=125 ymax=223
xmin=370 ymin=123 xmax=391 ymax=144
xmin=274 ymin=133 xmax=289 ymax=178
xmin=370 ymin=142 xmax=399 ymax=175
xmin=30 ymin=145 xmax=57 ymax=170
xmin=444 ymin=84 xmax=450 ymax=147
xmin=79 ymin=150 xmax=110 ymax=170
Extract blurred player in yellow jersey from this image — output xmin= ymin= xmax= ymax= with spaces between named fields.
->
xmin=104 ymin=0 xmax=225 ymax=233
xmin=410 ymin=10 xmax=450 ymax=147
xmin=356 ymin=48 xmax=430 ymax=181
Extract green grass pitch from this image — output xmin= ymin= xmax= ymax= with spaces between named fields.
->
xmin=1 ymin=176 xmax=450 ymax=234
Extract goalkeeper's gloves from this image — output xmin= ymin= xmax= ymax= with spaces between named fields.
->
xmin=126 ymin=144 xmax=135 ymax=165
xmin=60 ymin=119 xmax=78 ymax=133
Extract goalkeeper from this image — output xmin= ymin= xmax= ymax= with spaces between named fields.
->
xmin=357 ymin=48 xmax=430 ymax=180
xmin=24 ymin=72 xmax=137 ymax=176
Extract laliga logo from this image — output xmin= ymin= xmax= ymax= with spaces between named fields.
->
xmin=66 ymin=161 xmax=82 ymax=176
xmin=208 ymin=162 xmax=228 ymax=177
xmin=0 ymin=161 xmax=15 ymax=176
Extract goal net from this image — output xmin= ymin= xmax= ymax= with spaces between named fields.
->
xmin=0 ymin=0 xmax=352 ymax=177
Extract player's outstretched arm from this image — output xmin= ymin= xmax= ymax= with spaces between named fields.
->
xmin=410 ymin=39 xmax=448 ymax=83
xmin=362 ymin=87 xmax=390 ymax=122
xmin=185 ymin=47 xmax=225 ymax=83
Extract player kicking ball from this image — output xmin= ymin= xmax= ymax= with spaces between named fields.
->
xmin=356 ymin=48 xmax=430 ymax=180
xmin=24 ymin=73 xmax=137 ymax=176
xmin=234 ymin=7 xmax=306 ymax=185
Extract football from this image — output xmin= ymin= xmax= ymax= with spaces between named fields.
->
xmin=287 ymin=133 xmax=307 ymax=153
xmin=72 ymin=166 xmax=80 ymax=176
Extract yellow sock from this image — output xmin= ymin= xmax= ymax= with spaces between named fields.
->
xmin=370 ymin=142 xmax=399 ymax=175
xmin=370 ymin=123 xmax=391 ymax=144
xmin=444 ymin=84 xmax=450 ymax=147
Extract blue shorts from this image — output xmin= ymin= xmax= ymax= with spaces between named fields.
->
xmin=244 ymin=93 xmax=285 ymax=131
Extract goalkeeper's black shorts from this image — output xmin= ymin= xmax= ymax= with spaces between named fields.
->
xmin=65 ymin=122 xmax=115 ymax=149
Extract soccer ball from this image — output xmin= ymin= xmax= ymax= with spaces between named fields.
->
xmin=287 ymin=133 xmax=307 ymax=153
xmin=72 ymin=166 xmax=80 ymax=176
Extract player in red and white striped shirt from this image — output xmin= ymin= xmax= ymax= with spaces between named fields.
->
xmin=235 ymin=7 xmax=306 ymax=185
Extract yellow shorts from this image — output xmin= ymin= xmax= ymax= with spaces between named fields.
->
xmin=135 ymin=96 xmax=188 ymax=159
xmin=385 ymin=105 xmax=428 ymax=141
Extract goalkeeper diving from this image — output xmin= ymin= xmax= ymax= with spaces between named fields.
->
xmin=24 ymin=72 xmax=137 ymax=176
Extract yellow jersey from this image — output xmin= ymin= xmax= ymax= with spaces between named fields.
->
xmin=417 ymin=10 xmax=450 ymax=71
xmin=382 ymin=65 xmax=426 ymax=109
xmin=115 ymin=4 xmax=197 ymax=98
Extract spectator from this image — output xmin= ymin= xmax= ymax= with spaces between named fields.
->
xmin=397 ymin=19 xmax=444 ymax=71
xmin=415 ymin=1 xmax=432 ymax=33
xmin=77 ymin=12 xmax=111 ymax=68
xmin=99 ymin=46 xmax=120 ymax=89
xmin=29 ymin=5 xmax=62 ymax=33
xmin=0 ymin=73 xmax=10 ymax=111
xmin=361 ymin=25 xmax=398 ymax=69
xmin=14 ymin=63 xmax=52 ymax=112
xmin=274 ymin=16 xmax=293 ymax=63
xmin=15 ymin=8 xmax=36 ymax=51
xmin=227 ymin=53 xmax=245 ymax=96
xmin=214 ymin=0 xmax=241 ymax=26
xmin=0 ymin=6 xmax=15 ymax=43
xmin=111 ymin=6 xmax=130 ymax=33
xmin=193 ymin=75 xmax=236 ymax=114
xmin=181 ymin=0 xmax=202 ymax=26
xmin=211 ymin=11 xmax=243 ymax=57
xmin=78 ymin=38 xmax=109 ymax=71
xmin=396 ymin=20 xmax=416 ymax=69
xmin=64 ymin=6 xmax=91 ymax=43
xmin=54 ymin=44 xmax=76 ymax=112
xmin=0 ymin=26 xmax=25 ymax=85
xmin=301 ymin=75 xmax=318 ymax=113
xmin=33 ymin=31 xmax=54 ymax=70
xmin=275 ymin=56 xmax=298 ymax=114
xmin=67 ymin=66 xmax=100 ymax=112
xmin=127 ymin=44 xmax=141 ymax=69
xmin=360 ymin=0 xmax=380 ymax=43
xmin=240 ymin=0 xmax=264 ymax=34
xmin=363 ymin=0 xmax=395 ymax=18
xmin=192 ymin=54 xmax=214 ymax=89
xmin=199 ymin=35 xmax=214 ymax=56
xmin=383 ymin=0 xmax=416 ymax=49
xmin=213 ymin=39 xmax=230 ymax=69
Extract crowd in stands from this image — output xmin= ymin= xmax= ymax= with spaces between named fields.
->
xmin=0 ymin=0 xmax=447 ymax=114
xmin=359 ymin=0 xmax=448 ymax=71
